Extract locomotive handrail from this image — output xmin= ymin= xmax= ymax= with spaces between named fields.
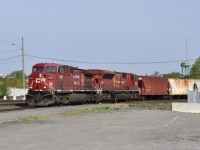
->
xmin=92 ymin=83 xmax=98 ymax=90
xmin=92 ymin=83 xmax=102 ymax=91
xmin=43 ymin=80 xmax=55 ymax=92
xmin=28 ymin=81 xmax=34 ymax=89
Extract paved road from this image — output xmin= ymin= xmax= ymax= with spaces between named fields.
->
xmin=0 ymin=104 xmax=200 ymax=150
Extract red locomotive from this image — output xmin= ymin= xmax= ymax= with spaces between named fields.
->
xmin=26 ymin=63 xmax=139 ymax=106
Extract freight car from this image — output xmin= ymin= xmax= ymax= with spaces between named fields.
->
xmin=168 ymin=79 xmax=194 ymax=98
xmin=138 ymin=76 xmax=169 ymax=100
xmin=26 ymin=63 xmax=140 ymax=106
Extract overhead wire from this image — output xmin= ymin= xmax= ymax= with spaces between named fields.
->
xmin=25 ymin=54 xmax=196 ymax=65
xmin=0 ymin=39 xmax=21 ymax=42
xmin=0 ymin=58 xmax=21 ymax=62
xmin=0 ymin=39 xmax=22 ymax=64
xmin=0 ymin=61 xmax=21 ymax=65
xmin=0 ymin=55 xmax=21 ymax=61
xmin=0 ymin=38 xmax=196 ymax=66
xmin=0 ymin=49 xmax=21 ymax=53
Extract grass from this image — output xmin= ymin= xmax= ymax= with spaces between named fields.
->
xmin=60 ymin=106 xmax=111 ymax=116
xmin=128 ymin=102 xmax=172 ymax=111
xmin=59 ymin=105 xmax=128 ymax=116
xmin=17 ymin=102 xmax=172 ymax=122
xmin=18 ymin=115 xmax=50 ymax=122
xmin=59 ymin=103 xmax=171 ymax=117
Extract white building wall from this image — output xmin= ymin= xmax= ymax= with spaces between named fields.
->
xmin=4 ymin=88 xmax=28 ymax=100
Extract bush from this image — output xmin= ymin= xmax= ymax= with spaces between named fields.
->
xmin=0 ymin=78 xmax=11 ymax=98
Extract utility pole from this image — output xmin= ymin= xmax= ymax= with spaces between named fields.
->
xmin=186 ymin=36 xmax=188 ymax=61
xmin=22 ymin=36 xmax=25 ymax=89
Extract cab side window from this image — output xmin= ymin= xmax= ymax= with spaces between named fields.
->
xmin=59 ymin=66 xmax=64 ymax=74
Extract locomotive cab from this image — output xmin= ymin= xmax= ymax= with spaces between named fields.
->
xmin=29 ymin=63 xmax=58 ymax=92
xmin=26 ymin=63 xmax=59 ymax=106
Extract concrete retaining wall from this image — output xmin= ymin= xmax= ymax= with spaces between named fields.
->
xmin=172 ymin=102 xmax=200 ymax=113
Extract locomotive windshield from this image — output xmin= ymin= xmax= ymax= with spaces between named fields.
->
xmin=33 ymin=66 xmax=57 ymax=73
xmin=33 ymin=67 xmax=43 ymax=73
xmin=44 ymin=66 xmax=57 ymax=73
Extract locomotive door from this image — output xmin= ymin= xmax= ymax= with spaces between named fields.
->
xmin=138 ymin=77 xmax=145 ymax=94
xmin=93 ymin=75 xmax=101 ymax=90
xmin=128 ymin=74 xmax=135 ymax=90
xmin=56 ymin=66 xmax=64 ymax=90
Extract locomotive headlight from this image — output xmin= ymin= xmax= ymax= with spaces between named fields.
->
xmin=39 ymin=74 xmax=42 ymax=77
xmin=44 ymin=86 xmax=46 ymax=89
xmin=30 ymin=86 xmax=33 ymax=89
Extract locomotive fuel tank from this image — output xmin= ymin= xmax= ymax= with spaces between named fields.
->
xmin=67 ymin=94 xmax=86 ymax=103
xmin=114 ymin=94 xmax=133 ymax=100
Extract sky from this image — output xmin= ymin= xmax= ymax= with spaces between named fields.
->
xmin=0 ymin=0 xmax=200 ymax=76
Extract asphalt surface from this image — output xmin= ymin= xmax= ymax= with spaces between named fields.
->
xmin=0 ymin=104 xmax=200 ymax=150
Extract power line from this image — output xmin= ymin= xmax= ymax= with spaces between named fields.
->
xmin=0 ymin=49 xmax=21 ymax=53
xmin=0 ymin=39 xmax=21 ymax=42
xmin=0 ymin=61 xmax=21 ymax=65
xmin=0 ymin=55 xmax=21 ymax=61
xmin=25 ymin=54 xmax=196 ymax=65
xmin=0 ymin=58 xmax=21 ymax=62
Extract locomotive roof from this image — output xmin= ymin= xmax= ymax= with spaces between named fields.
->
xmin=32 ymin=63 xmax=137 ymax=75
xmin=33 ymin=63 xmax=79 ymax=69
xmin=86 ymin=69 xmax=114 ymax=74
xmin=33 ymin=63 xmax=60 ymax=67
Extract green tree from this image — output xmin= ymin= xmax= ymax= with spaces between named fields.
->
xmin=164 ymin=72 xmax=181 ymax=78
xmin=190 ymin=57 xmax=200 ymax=79
xmin=6 ymin=70 xmax=28 ymax=88
xmin=7 ymin=70 xmax=23 ymax=79
xmin=153 ymin=71 xmax=160 ymax=77
xmin=0 ymin=78 xmax=10 ymax=98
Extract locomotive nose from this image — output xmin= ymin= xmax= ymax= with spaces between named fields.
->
xmin=28 ymin=73 xmax=47 ymax=91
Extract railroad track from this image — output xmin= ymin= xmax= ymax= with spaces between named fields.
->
xmin=0 ymin=100 xmax=26 ymax=105
xmin=0 ymin=107 xmax=28 ymax=113
xmin=0 ymin=99 xmax=187 ymax=113
xmin=0 ymin=100 xmax=28 ymax=113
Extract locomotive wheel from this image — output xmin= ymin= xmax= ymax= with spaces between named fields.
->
xmin=140 ymin=96 xmax=145 ymax=101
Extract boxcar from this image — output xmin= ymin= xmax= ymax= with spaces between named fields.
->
xmin=138 ymin=76 xmax=169 ymax=99
xmin=168 ymin=79 xmax=194 ymax=98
